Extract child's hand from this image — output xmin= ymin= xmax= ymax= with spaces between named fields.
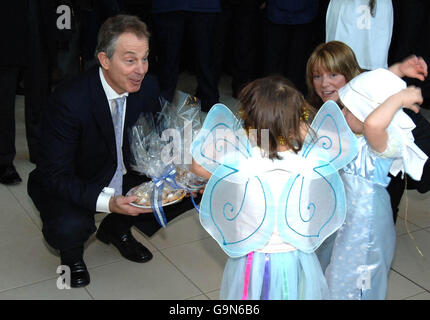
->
xmin=398 ymin=86 xmax=423 ymax=113
xmin=398 ymin=55 xmax=428 ymax=81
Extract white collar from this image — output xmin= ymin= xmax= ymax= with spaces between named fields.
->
xmin=99 ymin=67 xmax=129 ymax=101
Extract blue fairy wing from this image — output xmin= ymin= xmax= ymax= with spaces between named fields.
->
xmin=191 ymin=104 xmax=251 ymax=175
xmin=277 ymin=101 xmax=359 ymax=252
xmin=193 ymin=104 xmax=276 ymax=257
xmin=199 ymin=159 xmax=276 ymax=258
xmin=301 ymin=100 xmax=359 ymax=176
xmin=277 ymin=167 xmax=346 ymax=253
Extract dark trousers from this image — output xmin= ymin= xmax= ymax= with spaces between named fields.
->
xmin=214 ymin=2 xmax=263 ymax=97
xmin=0 ymin=65 xmax=49 ymax=165
xmin=262 ymin=18 xmax=315 ymax=95
xmin=28 ymin=171 xmax=200 ymax=252
xmin=390 ymin=0 xmax=430 ymax=108
xmin=152 ymin=11 xmax=219 ymax=112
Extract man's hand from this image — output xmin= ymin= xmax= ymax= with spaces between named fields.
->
xmin=109 ymin=195 xmax=153 ymax=216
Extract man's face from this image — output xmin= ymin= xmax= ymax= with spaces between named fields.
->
xmin=100 ymin=32 xmax=149 ymax=94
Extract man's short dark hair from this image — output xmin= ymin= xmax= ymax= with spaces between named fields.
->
xmin=95 ymin=14 xmax=150 ymax=60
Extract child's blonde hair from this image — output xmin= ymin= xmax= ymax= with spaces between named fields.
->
xmin=237 ymin=75 xmax=315 ymax=160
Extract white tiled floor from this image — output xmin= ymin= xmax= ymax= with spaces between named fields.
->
xmin=1 ymin=73 xmax=429 ymax=300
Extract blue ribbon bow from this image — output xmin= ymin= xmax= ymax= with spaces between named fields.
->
xmin=150 ymin=165 xmax=200 ymax=228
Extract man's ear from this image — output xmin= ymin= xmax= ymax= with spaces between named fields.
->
xmin=97 ymin=52 xmax=110 ymax=70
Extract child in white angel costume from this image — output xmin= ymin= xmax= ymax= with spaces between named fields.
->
xmin=191 ymin=75 xmax=360 ymax=299
xmin=325 ymin=68 xmax=428 ymax=300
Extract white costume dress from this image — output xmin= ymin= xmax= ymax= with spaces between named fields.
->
xmin=326 ymin=0 xmax=393 ymax=70
xmin=325 ymin=68 xmax=428 ymax=300
xmin=325 ymin=134 xmax=398 ymax=299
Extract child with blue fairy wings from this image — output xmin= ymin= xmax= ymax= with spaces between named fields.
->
xmin=325 ymin=68 xmax=428 ymax=300
xmin=190 ymin=75 xmax=360 ymax=300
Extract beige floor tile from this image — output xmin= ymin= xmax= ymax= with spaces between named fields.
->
xmin=7 ymin=183 xmax=43 ymax=230
xmin=205 ymin=290 xmax=220 ymax=300
xmin=0 ymin=279 xmax=92 ymax=300
xmin=82 ymin=236 xmax=126 ymax=268
xmin=131 ymin=226 xmax=160 ymax=253
xmin=398 ymin=190 xmax=430 ymax=228
xmin=0 ymin=185 xmax=41 ymax=241
xmin=8 ymin=156 xmax=41 ymax=228
xmin=391 ymin=230 xmax=430 ymax=290
xmin=406 ymin=291 xmax=430 ymax=300
xmin=395 ymin=216 xmax=422 ymax=236
xmin=147 ymin=209 xmax=210 ymax=250
xmin=0 ymin=234 xmax=62 ymax=292
xmin=161 ymin=238 xmax=227 ymax=293
xmin=186 ymin=294 xmax=209 ymax=300
xmin=386 ymin=270 xmax=425 ymax=300
xmin=94 ymin=212 xmax=108 ymax=223
xmin=85 ymin=253 xmax=201 ymax=299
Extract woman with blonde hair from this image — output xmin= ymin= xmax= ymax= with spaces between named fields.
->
xmin=306 ymin=40 xmax=429 ymax=299
xmin=306 ymin=41 xmax=363 ymax=108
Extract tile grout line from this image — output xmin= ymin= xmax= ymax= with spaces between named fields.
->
xmin=0 ymin=275 xmax=95 ymax=300
xmin=146 ymin=234 xmax=212 ymax=252
xmin=84 ymin=287 xmax=96 ymax=300
xmin=402 ymin=291 xmax=429 ymax=300
xmin=5 ymin=185 xmax=43 ymax=232
xmin=0 ymin=276 xmax=67 ymax=295
xmin=390 ymin=268 xmax=430 ymax=295
xmin=156 ymin=249 xmax=208 ymax=299
xmin=395 ymin=216 xmax=427 ymax=234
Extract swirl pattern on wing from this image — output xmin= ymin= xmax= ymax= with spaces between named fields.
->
xmin=277 ymin=101 xmax=358 ymax=252
xmin=191 ymin=104 xmax=251 ymax=175
xmin=200 ymin=164 xmax=274 ymax=257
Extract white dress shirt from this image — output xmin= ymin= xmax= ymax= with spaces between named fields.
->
xmin=96 ymin=67 xmax=129 ymax=213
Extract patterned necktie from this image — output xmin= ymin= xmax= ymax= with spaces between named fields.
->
xmin=108 ymin=96 xmax=126 ymax=196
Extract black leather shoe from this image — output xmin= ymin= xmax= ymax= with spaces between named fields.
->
xmin=0 ymin=164 xmax=22 ymax=185
xmin=67 ymin=260 xmax=90 ymax=288
xmin=96 ymin=223 xmax=153 ymax=263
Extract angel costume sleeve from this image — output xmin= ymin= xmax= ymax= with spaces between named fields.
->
xmin=191 ymin=101 xmax=359 ymax=258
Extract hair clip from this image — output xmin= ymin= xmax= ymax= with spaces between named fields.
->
xmin=278 ymin=136 xmax=287 ymax=146
xmin=300 ymin=107 xmax=310 ymax=122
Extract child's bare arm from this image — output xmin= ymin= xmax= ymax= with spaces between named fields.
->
xmin=191 ymin=158 xmax=212 ymax=180
xmin=364 ymin=86 xmax=423 ymax=153
xmin=389 ymin=55 xmax=428 ymax=81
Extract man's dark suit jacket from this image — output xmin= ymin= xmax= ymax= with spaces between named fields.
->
xmin=28 ymin=66 xmax=197 ymax=238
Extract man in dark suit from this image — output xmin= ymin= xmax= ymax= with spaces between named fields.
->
xmin=28 ymin=15 xmax=198 ymax=288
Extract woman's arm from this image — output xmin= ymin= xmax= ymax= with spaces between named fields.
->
xmin=364 ymin=86 xmax=423 ymax=153
xmin=389 ymin=55 xmax=428 ymax=81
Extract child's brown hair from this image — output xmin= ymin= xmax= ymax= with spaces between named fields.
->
xmin=237 ymin=75 xmax=315 ymax=160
